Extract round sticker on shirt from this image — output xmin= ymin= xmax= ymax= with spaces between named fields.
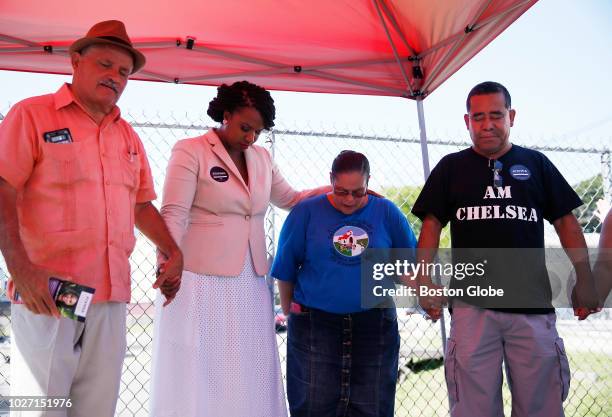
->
xmin=509 ymin=164 xmax=531 ymax=180
xmin=333 ymin=226 xmax=369 ymax=257
xmin=210 ymin=166 xmax=229 ymax=182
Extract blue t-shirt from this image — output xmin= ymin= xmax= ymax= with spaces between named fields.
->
xmin=271 ymin=194 xmax=416 ymax=314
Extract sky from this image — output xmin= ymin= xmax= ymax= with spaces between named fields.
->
xmin=1 ymin=0 xmax=611 ymax=147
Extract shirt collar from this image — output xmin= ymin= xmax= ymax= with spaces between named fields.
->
xmin=53 ymin=83 xmax=122 ymax=123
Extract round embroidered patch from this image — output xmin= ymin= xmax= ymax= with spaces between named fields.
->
xmin=332 ymin=226 xmax=369 ymax=257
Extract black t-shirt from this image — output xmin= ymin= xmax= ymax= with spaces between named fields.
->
xmin=412 ymin=145 xmax=583 ymax=313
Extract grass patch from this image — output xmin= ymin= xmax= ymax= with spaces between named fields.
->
xmin=393 ymin=352 xmax=612 ymax=417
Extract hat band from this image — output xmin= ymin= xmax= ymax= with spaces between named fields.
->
xmin=97 ymin=35 xmax=133 ymax=48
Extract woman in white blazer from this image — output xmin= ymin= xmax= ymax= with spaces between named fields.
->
xmin=150 ymin=81 xmax=323 ymax=417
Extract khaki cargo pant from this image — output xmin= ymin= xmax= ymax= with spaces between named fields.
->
xmin=445 ymin=302 xmax=570 ymax=417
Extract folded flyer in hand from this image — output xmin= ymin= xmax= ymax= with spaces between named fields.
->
xmin=15 ymin=278 xmax=95 ymax=322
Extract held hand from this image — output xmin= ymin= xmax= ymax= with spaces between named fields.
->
xmin=154 ymin=248 xmax=183 ymax=307
xmin=423 ymin=307 xmax=443 ymax=322
xmin=571 ymin=277 xmax=600 ymax=321
xmin=159 ymin=271 xmax=181 ymax=307
xmin=573 ymin=307 xmax=601 ymax=321
xmin=10 ymin=262 xmax=61 ymax=317
xmin=418 ymin=282 xmax=446 ymax=323
xmin=571 ymin=273 xmax=599 ymax=308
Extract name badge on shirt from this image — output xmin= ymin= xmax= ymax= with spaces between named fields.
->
xmin=43 ymin=128 xmax=73 ymax=144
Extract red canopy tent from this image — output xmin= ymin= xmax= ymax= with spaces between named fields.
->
xmin=0 ymin=0 xmax=538 ymax=369
xmin=1 ymin=0 xmax=537 ymax=97
xmin=0 ymin=0 xmax=538 ymax=175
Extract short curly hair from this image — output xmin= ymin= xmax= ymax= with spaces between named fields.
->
xmin=207 ymin=81 xmax=276 ymax=129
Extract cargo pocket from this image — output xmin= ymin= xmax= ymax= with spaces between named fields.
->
xmin=444 ymin=337 xmax=459 ymax=404
xmin=555 ymin=337 xmax=571 ymax=401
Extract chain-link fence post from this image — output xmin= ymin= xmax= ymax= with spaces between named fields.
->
xmin=602 ymin=151 xmax=611 ymax=203
xmin=266 ymin=130 xmax=278 ymax=297
xmin=268 ymin=129 xmax=277 ymax=260
xmin=416 ymin=96 xmax=449 ymax=371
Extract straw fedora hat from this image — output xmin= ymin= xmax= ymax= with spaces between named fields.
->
xmin=69 ymin=20 xmax=146 ymax=73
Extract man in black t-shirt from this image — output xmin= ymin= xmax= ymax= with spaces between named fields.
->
xmin=411 ymin=81 xmax=599 ymax=417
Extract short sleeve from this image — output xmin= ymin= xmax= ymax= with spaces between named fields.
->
xmin=0 ymin=102 xmax=39 ymax=189
xmin=540 ymin=154 xmax=582 ymax=223
xmin=270 ymin=203 xmax=309 ymax=282
xmin=411 ymin=156 xmax=452 ymax=226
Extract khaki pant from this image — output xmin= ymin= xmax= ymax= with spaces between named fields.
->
xmin=445 ymin=302 xmax=571 ymax=417
xmin=10 ymin=303 xmax=127 ymax=417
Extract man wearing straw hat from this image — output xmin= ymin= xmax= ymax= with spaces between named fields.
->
xmin=0 ymin=20 xmax=182 ymax=416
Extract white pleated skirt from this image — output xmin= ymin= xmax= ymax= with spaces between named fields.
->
xmin=149 ymin=251 xmax=288 ymax=417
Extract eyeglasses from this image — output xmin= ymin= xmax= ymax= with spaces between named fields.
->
xmin=489 ymin=159 xmax=503 ymax=187
xmin=333 ymin=187 xmax=367 ymax=198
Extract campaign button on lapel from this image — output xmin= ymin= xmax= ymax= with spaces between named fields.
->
xmin=210 ymin=166 xmax=229 ymax=182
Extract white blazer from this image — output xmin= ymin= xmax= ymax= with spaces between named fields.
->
xmin=161 ymin=129 xmax=322 ymax=276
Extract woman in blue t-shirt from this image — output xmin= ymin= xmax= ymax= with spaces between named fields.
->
xmin=271 ymin=150 xmax=417 ymax=417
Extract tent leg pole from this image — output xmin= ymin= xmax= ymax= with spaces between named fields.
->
xmin=416 ymin=97 xmax=449 ymax=399
xmin=417 ymin=98 xmax=431 ymax=181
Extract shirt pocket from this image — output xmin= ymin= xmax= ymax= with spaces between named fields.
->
xmin=119 ymin=152 xmax=141 ymax=191
xmin=42 ymin=141 xmax=80 ymax=159
xmin=41 ymin=137 xmax=101 ymax=187
xmin=41 ymin=141 xmax=83 ymax=184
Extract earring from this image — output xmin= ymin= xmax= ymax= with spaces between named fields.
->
xmin=222 ymin=119 xmax=228 ymax=125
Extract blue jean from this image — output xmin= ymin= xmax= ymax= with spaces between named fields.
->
xmin=286 ymin=307 xmax=400 ymax=417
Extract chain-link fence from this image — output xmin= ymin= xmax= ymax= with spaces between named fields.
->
xmin=0 ymin=108 xmax=611 ymax=417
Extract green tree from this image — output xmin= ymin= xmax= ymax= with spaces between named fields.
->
xmin=383 ymin=185 xmax=451 ymax=248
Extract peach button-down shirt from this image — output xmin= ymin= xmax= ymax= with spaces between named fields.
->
xmin=0 ymin=84 xmax=156 ymax=303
